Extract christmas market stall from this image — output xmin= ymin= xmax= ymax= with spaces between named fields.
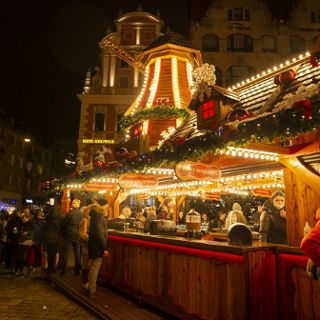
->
xmin=58 ymin=35 xmax=320 ymax=319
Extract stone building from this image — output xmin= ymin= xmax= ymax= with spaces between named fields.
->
xmin=190 ymin=0 xmax=320 ymax=87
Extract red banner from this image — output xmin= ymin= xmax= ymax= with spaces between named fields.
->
xmin=175 ymin=161 xmax=221 ymax=181
xmin=137 ymin=193 xmax=150 ymax=201
xmin=251 ymin=188 xmax=272 ymax=198
xmin=83 ymin=182 xmax=116 ymax=192
xmin=118 ymin=174 xmax=158 ymax=189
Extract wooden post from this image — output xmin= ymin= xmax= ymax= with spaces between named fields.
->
xmin=61 ymin=188 xmax=70 ymax=215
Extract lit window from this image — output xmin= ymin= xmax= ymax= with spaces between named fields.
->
xmin=202 ymin=100 xmax=215 ymax=119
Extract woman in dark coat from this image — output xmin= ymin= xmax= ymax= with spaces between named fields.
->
xmin=259 ymin=191 xmax=287 ymax=244
xmin=87 ymin=198 xmax=109 ymax=297
xmin=43 ymin=204 xmax=62 ymax=273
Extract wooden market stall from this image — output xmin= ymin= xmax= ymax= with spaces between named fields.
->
xmin=63 ymin=34 xmax=320 ymax=319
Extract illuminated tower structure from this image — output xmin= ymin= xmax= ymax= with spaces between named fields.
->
xmin=77 ymin=9 xmax=163 ymax=163
xmin=121 ymin=33 xmax=202 ymax=152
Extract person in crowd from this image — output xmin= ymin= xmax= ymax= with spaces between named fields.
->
xmin=144 ymin=206 xmax=157 ymax=233
xmin=251 ymin=204 xmax=264 ymax=232
xmin=225 ymin=203 xmax=248 ymax=230
xmin=79 ymin=198 xmax=95 ymax=288
xmin=259 ymin=190 xmax=287 ymax=244
xmin=211 ymin=211 xmax=227 ymax=230
xmin=33 ymin=209 xmax=46 ymax=269
xmin=119 ymin=206 xmax=131 ymax=219
xmin=60 ymin=199 xmax=84 ymax=275
xmin=0 ymin=211 xmax=9 ymax=265
xmin=301 ymin=207 xmax=320 ymax=279
xmin=5 ymin=209 xmax=22 ymax=270
xmin=43 ymin=203 xmax=62 ymax=274
xmin=176 ymin=211 xmax=185 ymax=225
xmin=15 ymin=211 xmax=37 ymax=278
xmin=157 ymin=198 xmax=174 ymax=220
xmin=87 ymin=198 xmax=109 ymax=298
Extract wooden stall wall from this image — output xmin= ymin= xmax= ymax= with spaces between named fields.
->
xmin=101 ymin=240 xmax=247 ymax=320
xmin=284 ymin=168 xmax=320 ymax=246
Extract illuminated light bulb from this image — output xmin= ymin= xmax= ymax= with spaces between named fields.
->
xmin=298 ymin=54 xmax=303 ymax=59
xmin=265 ymin=155 xmax=270 ymax=160
xmin=274 ymin=156 xmax=279 ymax=161
xmin=254 ymin=154 xmax=259 ymax=159
xmin=225 ymin=150 xmax=230 ymax=155
xmin=273 ymin=66 xmax=278 ymax=71
xmin=257 ymin=74 xmax=260 ymax=77
xmin=280 ymin=63 xmax=284 ymax=68
xmin=262 ymin=71 xmax=266 ymax=76
xmin=220 ymin=149 xmax=225 ymax=155
xmin=249 ymin=153 xmax=254 ymax=158
xmin=270 ymin=155 xmax=274 ymax=161
xmin=306 ymin=51 xmax=310 ymax=56
xmin=231 ymin=150 xmax=237 ymax=156
xmin=286 ymin=60 xmax=290 ymax=65
xmin=244 ymin=152 xmax=249 ymax=158
xmin=260 ymin=154 xmax=265 ymax=160
xmin=237 ymin=83 xmax=241 ymax=87
xmin=237 ymin=151 xmax=243 ymax=157
xmin=292 ymin=57 xmax=296 ymax=62
xmin=253 ymin=174 xmax=257 ymax=179
xmin=242 ymin=81 xmax=245 ymax=85
xmin=267 ymin=69 xmax=272 ymax=73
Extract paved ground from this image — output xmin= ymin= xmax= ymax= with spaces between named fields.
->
xmin=0 ymin=268 xmax=98 ymax=320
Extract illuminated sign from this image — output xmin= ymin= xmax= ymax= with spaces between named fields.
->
xmin=251 ymin=188 xmax=272 ymax=198
xmin=119 ymin=174 xmax=158 ymax=189
xmin=201 ymin=192 xmax=221 ymax=201
xmin=83 ymin=182 xmax=117 ymax=192
xmin=82 ymin=139 xmax=115 ymax=144
xmin=175 ymin=161 xmax=221 ymax=182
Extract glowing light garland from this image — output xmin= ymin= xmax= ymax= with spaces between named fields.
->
xmin=172 ymin=57 xmax=181 ymax=108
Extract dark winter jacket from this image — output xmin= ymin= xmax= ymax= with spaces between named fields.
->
xmin=6 ymin=212 xmax=23 ymax=243
xmin=19 ymin=218 xmax=37 ymax=245
xmin=88 ymin=203 xmax=108 ymax=259
xmin=61 ymin=207 xmax=84 ymax=242
xmin=43 ymin=205 xmax=62 ymax=244
xmin=259 ymin=199 xmax=287 ymax=244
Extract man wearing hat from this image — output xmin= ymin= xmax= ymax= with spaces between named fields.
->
xmin=60 ymin=199 xmax=84 ymax=275
xmin=259 ymin=190 xmax=287 ymax=244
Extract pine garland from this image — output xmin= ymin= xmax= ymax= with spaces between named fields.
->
xmin=119 ymin=105 xmax=190 ymax=130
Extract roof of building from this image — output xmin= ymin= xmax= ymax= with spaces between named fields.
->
xmin=144 ymin=31 xmax=194 ymax=51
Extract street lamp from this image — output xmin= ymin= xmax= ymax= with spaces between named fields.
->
xmin=24 ymin=138 xmax=31 ymax=143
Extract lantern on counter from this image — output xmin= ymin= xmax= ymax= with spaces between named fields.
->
xmin=185 ymin=209 xmax=202 ymax=239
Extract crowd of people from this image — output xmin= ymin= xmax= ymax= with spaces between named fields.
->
xmin=0 ymin=196 xmax=109 ymax=298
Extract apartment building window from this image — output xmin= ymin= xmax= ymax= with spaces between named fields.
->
xmin=12 ymin=175 xmax=20 ymax=186
xmin=311 ymin=10 xmax=320 ymax=23
xmin=202 ymin=35 xmax=219 ymax=52
xmin=3 ymin=174 xmax=10 ymax=185
xmin=228 ymin=8 xmax=250 ymax=21
xmin=37 ymin=164 xmax=43 ymax=175
xmin=261 ymin=35 xmax=276 ymax=53
xmin=9 ymin=153 xmax=15 ymax=166
xmin=94 ymin=113 xmax=105 ymax=131
xmin=289 ymin=35 xmax=305 ymax=53
xmin=227 ymin=34 xmax=253 ymax=52
xmin=19 ymin=157 xmax=23 ymax=168
xmin=226 ymin=66 xmax=255 ymax=86
xmin=6 ymin=134 xmax=15 ymax=145
xmin=120 ymin=77 xmax=129 ymax=88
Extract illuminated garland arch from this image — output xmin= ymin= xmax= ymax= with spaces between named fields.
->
xmin=119 ymin=105 xmax=190 ymax=130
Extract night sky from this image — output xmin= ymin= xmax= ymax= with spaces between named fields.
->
xmin=1 ymin=0 xmax=293 ymax=142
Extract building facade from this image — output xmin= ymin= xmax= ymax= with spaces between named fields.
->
xmin=190 ymin=0 xmax=320 ymax=87
xmin=76 ymin=0 xmax=320 ymax=163
xmin=77 ymin=9 xmax=164 ymax=164
xmin=0 ymin=112 xmax=55 ymax=208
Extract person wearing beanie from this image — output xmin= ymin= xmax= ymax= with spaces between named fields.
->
xmin=259 ymin=190 xmax=287 ymax=244
xmin=225 ymin=202 xmax=248 ymax=230
xmin=60 ymin=198 xmax=84 ymax=275
xmin=87 ymin=198 xmax=109 ymax=298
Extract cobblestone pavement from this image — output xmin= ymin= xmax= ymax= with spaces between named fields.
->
xmin=0 ymin=268 xmax=98 ymax=320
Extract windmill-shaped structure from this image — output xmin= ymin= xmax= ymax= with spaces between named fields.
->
xmin=116 ymin=32 xmax=202 ymax=152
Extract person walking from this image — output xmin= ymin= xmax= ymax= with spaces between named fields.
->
xmin=87 ymin=198 xmax=109 ymax=298
xmin=60 ymin=199 xmax=83 ymax=275
xmin=43 ymin=203 xmax=62 ymax=274
xmin=225 ymin=203 xmax=247 ymax=230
